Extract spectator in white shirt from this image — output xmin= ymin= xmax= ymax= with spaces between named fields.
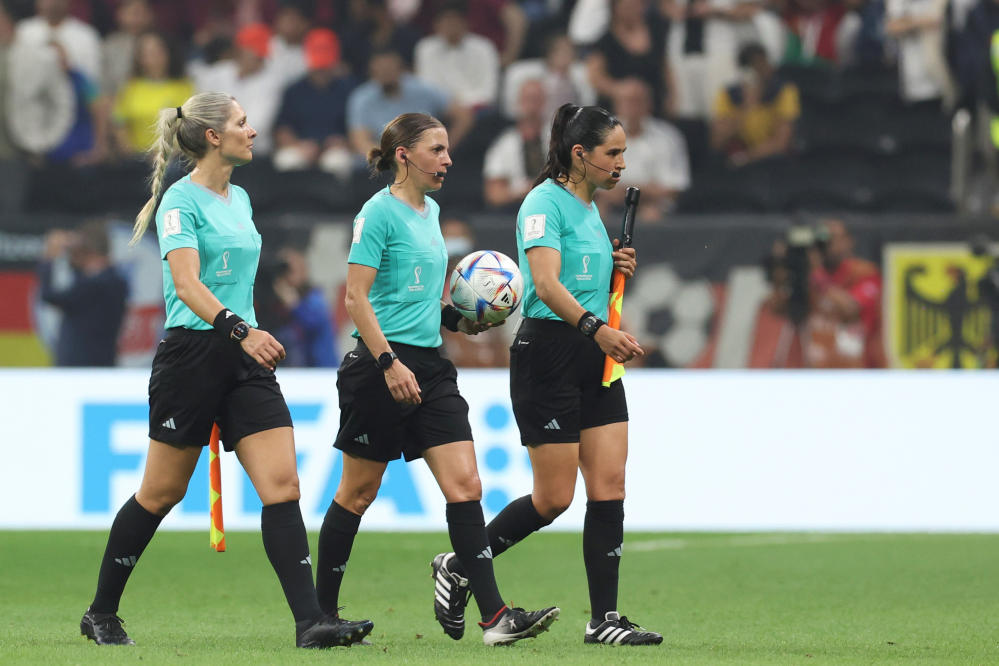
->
xmin=414 ymin=0 xmax=500 ymax=110
xmin=190 ymin=23 xmax=292 ymax=155
xmin=598 ymin=77 xmax=691 ymax=222
xmin=16 ymin=0 xmax=101 ymax=85
xmin=269 ymin=1 xmax=310 ymax=83
xmin=885 ymin=0 xmax=953 ymax=104
xmin=482 ymin=78 xmax=548 ymax=209
xmin=502 ymin=33 xmax=596 ymax=122
xmin=101 ymin=0 xmax=155 ymax=99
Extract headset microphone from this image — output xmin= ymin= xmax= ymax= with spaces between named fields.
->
xmin=402 ymin=153 xmax=445 ymax=178
xmin=577 ymin=151 xmax=620 ymax=178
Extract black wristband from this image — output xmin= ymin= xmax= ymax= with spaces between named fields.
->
xmin=213 ymin=308 xmax=246 ymax=341
xmin=576 ymin=311 xmax=606 ymax=338
xmin=441 ymin=304 xmax=463 ymax=332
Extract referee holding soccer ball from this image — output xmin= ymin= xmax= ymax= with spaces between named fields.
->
xmin=431 ymin=104 xmax=663 ymax=646
xmin=80 ymin=92 xmax=371 ymax=649
xmin=315 ymin=112 xmax=559 ymax=646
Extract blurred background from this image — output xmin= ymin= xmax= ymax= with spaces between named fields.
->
xmin=4 ymin=0 xmax=999 ymax=371
xmin=5 ymin=0 xmax=999 ymax=534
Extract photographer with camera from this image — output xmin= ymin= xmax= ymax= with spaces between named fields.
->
xmin=255 ymin=246 xmax=338 ymax=368
xmin=763 ymin=219 xmax=885 ymax=368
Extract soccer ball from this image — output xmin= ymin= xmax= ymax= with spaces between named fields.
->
xmin=449 ymin=250 xmax=523 ymax=324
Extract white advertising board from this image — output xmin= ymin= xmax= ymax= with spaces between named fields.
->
xmin=0 ymin=369 xmax=996 ymax=531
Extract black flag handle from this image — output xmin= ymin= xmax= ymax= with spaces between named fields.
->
xmin=620 ymin=187 xmax=640 ymax=249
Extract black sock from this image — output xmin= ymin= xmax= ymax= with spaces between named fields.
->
xmin=451 ymin=494 xmax=551 ymax=578
xmin=261 ymin=500 xmax=323 ymax=624
xmin=446 ymin=501 xmax=505 ymax=621
xmin=316 ymin=501 xmax=361 ymax=614
xmin=583 ymin=499 xmax=624 ymax=624
xmin=90 ymin=495 xmax=164 ymax=614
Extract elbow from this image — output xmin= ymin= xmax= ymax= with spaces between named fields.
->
xmin=534 ymin=279 xmax=556 ymax=306
xmin=344 ymin=288 xmax=363 ymax=314
xmin=173 ymin=279 xmax=195 ymax=306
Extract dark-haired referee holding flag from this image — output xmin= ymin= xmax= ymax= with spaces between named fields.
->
xmin=430 ymin=103 xmax=663 ymax=646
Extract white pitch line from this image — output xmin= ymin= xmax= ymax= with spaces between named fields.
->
xmin=626 ymin=533 xmax=868 ymax=552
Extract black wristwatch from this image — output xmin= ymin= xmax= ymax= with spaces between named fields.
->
xmin=577 ymin=311 xmax=606 ymax=338
xmin=230 ymin=321 xmax=250 ymax=342
xmin=376 ymin=351 xmax=398 ymax=371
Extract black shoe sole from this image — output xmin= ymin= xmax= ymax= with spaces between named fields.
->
xmin=483 ymin=608 xmax=560 ymax=646
xmin=297 ymin=620 xmax=374 ymax=649
xmin=80 ymin=618 xmax=135 ymax=646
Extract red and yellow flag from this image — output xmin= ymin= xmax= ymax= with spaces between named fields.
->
xmin=208 ymin=424 xmax=225 ymax=552
xmin=601 ymin=186 xmax=639 ymax=387
xmin=602 ymin=270 xmax=627 ymax=387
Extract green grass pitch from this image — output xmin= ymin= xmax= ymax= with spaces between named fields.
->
xmin=1 ymin=531 xmax=998 ymax=664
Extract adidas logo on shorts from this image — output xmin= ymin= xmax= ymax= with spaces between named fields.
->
xmin=353 ymin=434 xmax=370 ymax=445
xmin=161 ymin=418 xmax=176 ymax=430
xmin=543 ymin=419 xmax=561 ymax=431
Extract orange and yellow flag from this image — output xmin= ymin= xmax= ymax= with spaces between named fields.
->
xmin=601 ymin=187 xmax=639 ymax=387
xmin=209 ymin=423 xmax=225 ymax=552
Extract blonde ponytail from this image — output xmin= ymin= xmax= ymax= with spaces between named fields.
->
xmin=129 ymin=92 xmax=236 ymax=246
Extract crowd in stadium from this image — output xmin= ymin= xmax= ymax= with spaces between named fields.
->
xmin=1 ymin=0 xmax=996 ymax=219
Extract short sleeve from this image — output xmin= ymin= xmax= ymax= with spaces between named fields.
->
xmin=155 ymin=189 xmax=199 ymax=259
xmin=346 ymin=85 xmax=369 ymax=133
xmin=347 ymin=204 xmax=390 ymax=268
xmin=713 ymin=88 xmax=735 ymax=119
xmin=777 ymin=84 xmax=801 ymax=121
xmin=423 ymin=81 xmax=450 ymax=116
xmin=519 ymin=191 xmax=563 ymax=251
xmin=483 ymin=131 xmax=517 ymax=180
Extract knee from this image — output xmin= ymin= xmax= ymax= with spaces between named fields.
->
xmin=334 ymin=479 xmax=382 ymax=516
xmin=533 ymin=492 xmax=573 ymax=522
xmin=443 ymin=473 xmax=482 ymax=504
xmin=136 ymin=486 xmax=186 ymax=517
xmin=589 ymin=471 xmax=626 ymax=502
xmin=264 ymin=473 xmax=301 ymax=504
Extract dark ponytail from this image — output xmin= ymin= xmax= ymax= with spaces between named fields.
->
xmin=533 ymin=103 xmax=621 ymax=187
xmin=368 ymin=112 xmax=445 ymax=177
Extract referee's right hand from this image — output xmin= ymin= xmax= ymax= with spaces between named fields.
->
xmin=241 ymin=329 xmax=286 ymax=371
xmin=384 ymin=361 xmax=422 ymax=405
xmin=594 ymin=327 xmax=644 ymax=364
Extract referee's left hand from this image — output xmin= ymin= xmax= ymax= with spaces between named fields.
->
xmin=457 ymin=318 xmax=505 ymax=335
xmin=612 ymin=239 xmax=637 ymax=278
xmin=241 ymin=328 xmax=286 ymax=371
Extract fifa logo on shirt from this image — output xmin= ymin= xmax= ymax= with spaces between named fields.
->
xmin=216 ymin=250 xmax=233 ymax=279
xmin=409 ymin=265 xmax=425 ymax=293
xmin=222 ymin=251 xmax=230 ymax=269
xmin=576 ymin=255 xmax=593 ymax=282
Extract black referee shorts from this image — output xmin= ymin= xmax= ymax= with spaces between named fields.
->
xmin=334 ymin=339 xmax=473 ymax=463
xmin=148 ymin=328 xmax=293 ymax=451
xmin=510 ymin=317 xmax=628 ymax=445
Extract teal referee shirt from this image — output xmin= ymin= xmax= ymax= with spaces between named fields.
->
xmin=155 ymin=175 xmax=262 ymax=329
xmin=348 ymin=186 xmax=448 ymax=348
xmin=516 ymin=179 xmax=612 ymax=321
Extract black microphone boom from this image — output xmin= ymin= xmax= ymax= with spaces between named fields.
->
xmin=582 ymin=156 xmax=620 ymax=179
xmin=403 ymin=154 xmax=445 ymax=178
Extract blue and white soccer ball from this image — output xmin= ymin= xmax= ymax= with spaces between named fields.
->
xmin=449 ymin=250 xmax=523 ymax=324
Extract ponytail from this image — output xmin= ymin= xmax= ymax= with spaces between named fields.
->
xmin=533 ymin=103 xmax=621 ymax=188
xmin=130 ymin=108 xmax=181 ymax=245
xmin=129 ymin=92 xmax=236 ymax=246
